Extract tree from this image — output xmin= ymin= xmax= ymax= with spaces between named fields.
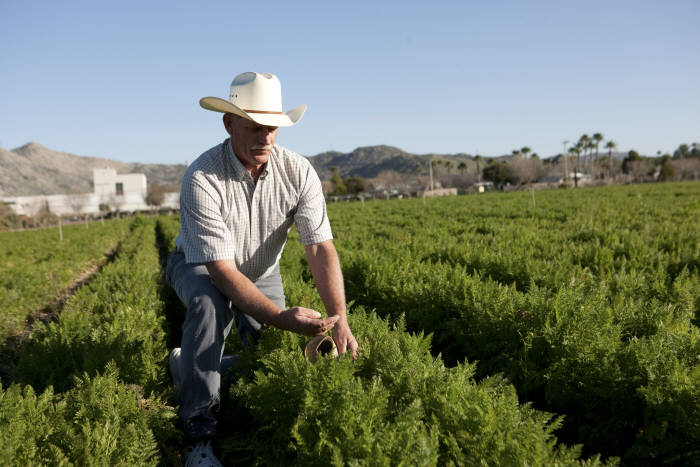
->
xmin=330 ymin=167 xmax=346 ymax=195
xmin=344 ymin=176 xmax=366 ymax=195
xmin=571 ymin=144 xmax=582 ymax=187
xmin=482 ymin=161 xmax=508 ymax=188
xmin=578 ymin=134 xmax=591 ymax=167
xmin=34 ymin=201 xmax=58 ymax=228
xmin=673 ymin=144 xmax=690 ymax=159
xmin=521 ymin=146 xmax=531 ymax=158
xmin=605 ymin=140 xmax=616 ymax=180
xmin=622 ymin=150 xmax=641 ymax=174
xmin=658 ymin=155 xmax=675 ymax=181
xmin=474 ymin=155 xmax=483 ymax=183
xmin=457 ymin=162 xmax=467 ymax=175
xmin=146 ymin=183 xmax=166 ymax=212
xmin=0 ymin=202 xmax=21 ymax=231
xmin=592 ymin=133 xmax=603 ymax=162
xmin=430 ymin=159 xmax=440 ymax=177
xmin=506 ymin=157 xmax=542 ymax=185
xmin=68 ymin=190 xmax=88 ymax=228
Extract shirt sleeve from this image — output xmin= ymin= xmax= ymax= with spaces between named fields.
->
xmin=179 ymin=170 xmax=236 ymax=263
xmin=294 ymin=163 xmax=333 ymax=245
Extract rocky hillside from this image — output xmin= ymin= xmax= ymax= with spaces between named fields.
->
xmin=0 ymin=143 xmax=187 ymax=197
xmin=0 ymin=142 xmax=482 ymax=197
xmin=308 ymin=145 xmax=474 ymax=180
xmin=4 ymin=141 xmax=630 ymax=197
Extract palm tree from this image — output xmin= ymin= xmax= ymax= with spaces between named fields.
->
xmin=458 ymin=161 xmax=467 ymax=175
xmin=474 ymin=155 xmax=483 ymax=183
xmin=562 ymin=140 xmax=570 ymax=183
xmin=592 ymin=133 xmax=603 ymax=161
xmin=605 ymin=140 xmax=616 ymax=180
xmin=444 ymin=160 xmax=455 ymax=174
xmin=572 ymin=143 xmax=583 ymax=187
xmin=579 ymin=134 xmax=591 ymax=167
xmin=521 ymin=146 xmax=531 ymax=158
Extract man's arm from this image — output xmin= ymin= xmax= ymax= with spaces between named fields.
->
xmin=304 ymin=240 xmax=358 ymax=358
xmin=206 ymin=260 xmax=338 ymax=336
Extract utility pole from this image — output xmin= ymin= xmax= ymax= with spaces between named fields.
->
xmin=428 ymin=158 xmax=434 ymax=192
xmin=562 ymin=140 xmax=570 ymax=185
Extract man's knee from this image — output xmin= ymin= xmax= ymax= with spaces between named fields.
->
xmin=188 ymin=293 xmax=231 ymax=324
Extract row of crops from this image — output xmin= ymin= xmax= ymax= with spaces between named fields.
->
xmin=1 ymin=182 xmax=698 ymax=464
xmin=1 ymin=218 xmax=179 ymax=464
xmin=0 ymin=219 xmax=131 ymax=342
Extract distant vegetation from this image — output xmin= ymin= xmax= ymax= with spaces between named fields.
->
xmin=317 ymin=138 xmax=700 ymax=197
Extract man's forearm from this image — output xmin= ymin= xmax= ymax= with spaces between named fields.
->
xmin=206 ymin=259 xmax=339 ymax=336
xmin=205 ymin=260 xmax=282 ymax=325
xmin=304 ymin=240 xmax=347 ymax=319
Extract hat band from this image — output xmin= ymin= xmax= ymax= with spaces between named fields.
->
xmin=244 ymin=109 xmax=283 ymax=115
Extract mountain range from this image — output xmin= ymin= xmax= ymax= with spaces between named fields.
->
xmin=0 ymin=142 xmax=631 ymax=197
xmin=0 ymin=143 xmax=187 ymax=197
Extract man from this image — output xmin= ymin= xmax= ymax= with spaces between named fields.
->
xmin=166 ymin=72 xmax=358 ymax=466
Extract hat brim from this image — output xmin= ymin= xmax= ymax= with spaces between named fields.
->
xmin=199 ymin=97 xmax=306 ymax=127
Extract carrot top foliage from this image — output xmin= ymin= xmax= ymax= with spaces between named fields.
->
xmin=1 ymin=182 xmax=698 ymax=465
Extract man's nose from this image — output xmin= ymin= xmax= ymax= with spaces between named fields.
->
xmin=261 ymin=129 xmax=274 ymax=144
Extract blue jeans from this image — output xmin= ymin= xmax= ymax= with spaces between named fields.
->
xmin=165 ymin=250 xmax=285 ymax=440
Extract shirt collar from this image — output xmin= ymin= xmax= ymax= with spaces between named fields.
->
xmin=224 ymin=138 xmax=250 ymax=181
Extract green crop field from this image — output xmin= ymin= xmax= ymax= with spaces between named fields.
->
xmin=1 ymin=182 xmax=698 ymax=465
xmin=0 ymin=219 xmax=131 ymax=343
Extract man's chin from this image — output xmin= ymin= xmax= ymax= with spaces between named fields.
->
xmin=251 ymin=152 xmax=270 ymax=163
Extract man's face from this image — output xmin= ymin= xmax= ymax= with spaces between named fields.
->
xmin=224 ymin=113 xmax=278 ymax=171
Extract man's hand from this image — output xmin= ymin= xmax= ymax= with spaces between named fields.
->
xmin=332 ymin=318 xmax=359 ymax=359
xmin=273 ymin=307 xmax=340 ymax=336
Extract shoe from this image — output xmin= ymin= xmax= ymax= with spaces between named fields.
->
xmin=169 ymin=347 xmax=182 ymax=393
xmin=184 ymin=440 xmax=223 ymax=467
xmin=304 ymin=335 xmax=338 ymax=363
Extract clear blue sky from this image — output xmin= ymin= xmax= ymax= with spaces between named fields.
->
xmin=1 ymin=0 xmax=698 ymax=164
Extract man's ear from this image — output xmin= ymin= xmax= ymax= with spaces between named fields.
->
xmin=222 ymin=113 xmax=234 ymax=136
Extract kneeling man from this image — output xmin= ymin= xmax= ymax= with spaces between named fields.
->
xmin=166 ymin=72 xmax=358 ymax=466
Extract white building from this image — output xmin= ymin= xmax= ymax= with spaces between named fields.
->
xmin=1 ymin=168 xmax=179 ymax=216
xmin=93 ymin=168 xmax=146 ymax=199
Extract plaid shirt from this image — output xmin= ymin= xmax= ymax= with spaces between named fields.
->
xmin=175 ymin=139 xmax=332 ymax=281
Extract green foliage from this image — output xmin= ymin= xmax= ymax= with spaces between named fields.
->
xmin=482 ymin=161 xmax=508 ymax=186
xmin=220 ymin=310 xmax=603 ymax=466
xmin=329 ymin=166 xmax=346 ymax=195
xmin=3 ymin=183 xmax=698 ymax=464
xmin=622 ymin=150 xmax=642 ymax=173
xmin=0 ymin=364 xmax=173 ymax=466
xmin=344 ymin=175 xmax=367 ymax=194
xmin=0 ymin=218 xmax=130 ymax=341
xmin=658 ymin=160 xmax=675 ymax=181
xmin=12 ymin=219 xmax=169 ymax=394
xmin=314 ymin=182 xmax=700 ymax=463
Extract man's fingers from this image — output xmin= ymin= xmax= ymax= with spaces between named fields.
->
xmin=318 ymin=316 xmax=340 ymax=333
xmin=295 ymin=307 xmax=321 ymax=319
xmin=335 ymin=336 xmax=358 ymax=359
xmin=349 ymin=339 xmax=359 ymax=359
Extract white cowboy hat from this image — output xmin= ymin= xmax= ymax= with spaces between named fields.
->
xmin=199 ymin=72 xmax=306 ymax=127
